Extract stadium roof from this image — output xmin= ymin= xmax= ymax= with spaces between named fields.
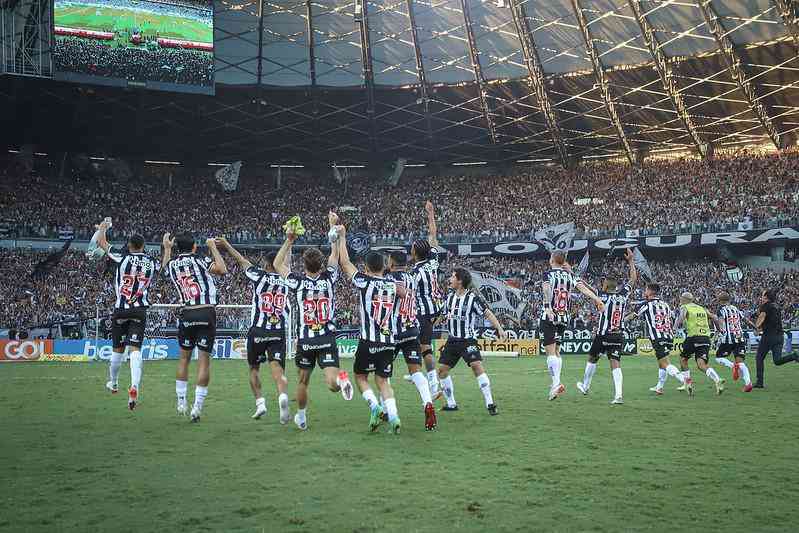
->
xmin=3 ymin=0 xmax=799 ymax=167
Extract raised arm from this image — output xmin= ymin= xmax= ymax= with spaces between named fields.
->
xmin=327 ymin=211 xmax=341 ymax=270
xmin=217 ymin=237 xmax=252 ymax=270
xmin=577 ymin=281 xmax=605 ymax=313
xmin=484 ymin=308 xmax=507 ymax=339
xmin=336 ymin=225 xmax=358 ymax=280
xmin=625 ymin=248 xmax=638 ymax=287
xmin=424 ymin=200 xmax=439 ymax=248
xmin=161 ymin=232 xmax=174 ymax=266
xmin=96 ymin=218 xmax=112 ymax=253
xmin=206 ymin=238 xmax=227 ymax=276
xmin=274 ymin=233 xmax=296 ymax=278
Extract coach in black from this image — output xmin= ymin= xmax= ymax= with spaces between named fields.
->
xmin=753 ymin=289 xmax=797 ymax=388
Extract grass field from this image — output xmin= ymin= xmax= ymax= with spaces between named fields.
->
xmin=55 ymin=5 xmax=212 ymax=43
xmin=2 ymin=356 xmax=798 ymax=532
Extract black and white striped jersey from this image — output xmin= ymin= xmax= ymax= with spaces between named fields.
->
xmin=596 ymin=284 xmax=631 ymax=335
xmin=166 ymin=253 xmax=218 ymax=307
xmin=352 ymin=272 xmax=398 ymax=344
xmin=387 ymin=269 xmax=419 ymax=341
xmin=718 ymin=304 xmax=746 ymax=344
xmin=636 ymin=298 xmax=674 ymax=341
xmin=107 ymin=248 xmax=160 ymax=310
xmin=412 ymin=248 xmax=445 ymax=317
xmin=540 ymin=268 xmax=583 ymax=325
xmin=285 ymin=267 xmax=339 ymax=339
xmin=444 ymin=290 xmax=487 ymax=340
xmin=245 ymin=266 xmax=290 ymax=331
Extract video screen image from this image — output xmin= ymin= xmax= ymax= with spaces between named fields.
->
xmin=53 ymin=0 xmax=214 ymax=94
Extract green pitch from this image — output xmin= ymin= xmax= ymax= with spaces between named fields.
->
xmin=2 ymin=357 xmax=798 ymax=532
xmin=55 ymin=4 xmax=212 ymax=43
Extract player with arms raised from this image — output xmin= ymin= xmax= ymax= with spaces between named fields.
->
xmin=95 ymin=218 xmax=159 ymax=411
xmin=217 ymin=238 xmax=293 ymax=422
xmin=711 ymin=292 xmax=754 ymax=392
xmin=162 ymin=232 xmax=227 ymax=422
xmin=540 ymin=251 xmax=604 ymax=400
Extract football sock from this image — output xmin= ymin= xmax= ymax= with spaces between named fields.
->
xmin=706 ymin=367 xmax=721 ymax=383
xmin=582 ymin=362 xmax=597 ymax=390
xmin=739 ymin=362 xmax=752 ymax=386
xmin=612 ymin=368 xmax=623 ymax=398
xmin=411 ymin=372 xmax=432 ymax=405
xmin=657 ymin=368 xmax=667 ymax=389
xmin=129 ymin=350 xmax=142 ymax=390
xmin=547 ymin=355 xmax=562 ymax=388
xmin=193 ymin=386 xmax=208 ymax=413
xmin=441 ymin=376 xmax=456 ymax=407
xmin=176 ymin=380 xmax=188 ymax=402
xmin=109 ymin=352 xmax=123 ymax=384
xmin=384 ymin=398 xmax=398 ymax=421
xmin=476 ymin=373 xmax=493 ymax=407
xmin=666 ymin=365 xmax=686 ymax=384
xmin=715 ymin=357 xmax=734 ymax=369
xmin=427 ymin=370 xmax=440 ymax=396
xmin=362 ymin=389 xmax=379 ymax=410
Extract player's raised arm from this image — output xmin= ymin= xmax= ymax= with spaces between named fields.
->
xmin=625 ymin=248 xmax=638 ymax=286
xmin=216 ymin=237 xmax=252 ymax=270
xmin=424 ymin=200 xmax=439 ymax=248
xmin=205 ymin=238 xmax=227 ymax=276
xmin=327 ymin=211 xmax=341 ymax=270
xmin=336 ymin=225 xmax=358 ymax=280
xmin=161 ymin=232 xmax=175 ymax=266
xmin=576 ymin=280 xmax=604 ymax=313
xmin=95 ymin=218 xmax=113 ymax=253
xmin=273 ymin=232 xmax=295 ymax=278
xmin=484 ymin=308 xmax=507 ymax=339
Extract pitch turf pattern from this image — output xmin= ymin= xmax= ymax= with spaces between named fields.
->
xmin=2 ymin=358 xmax=797 ymax=532
xmin=55 ymin=5 xmax=212 ymax=43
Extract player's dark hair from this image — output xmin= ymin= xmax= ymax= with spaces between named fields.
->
xmin=646 ymin=282 xmax=661 ymax=295
xmin=453 ymin=268 xmax=472 ymax=290
xmin=365 ymin=252 xmax=385 ymax=274
xmin=175 ymin=233 xmax=195 ymax=254
xmin=718 ymin=292 xmax=731 ymax=304
xmin=412 ymin=239 xmax=432 ymax=261
xmin=389 ymin=250 xmax=407 ymax=267
xmin=127 ymin=234 xmax=145 ymax=251
xmin=303 ymin=247 xmax=324 ymax=274
xmin=764 ymin=288 xmax=779 ymax=303
xmin=265 ymin=251 xmax=279 ymax=271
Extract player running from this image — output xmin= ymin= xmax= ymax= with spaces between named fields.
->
xmin=540 ymin=251 xmax=604 ymax=401
xmin=438 ymin=268 xmax=506 ymax=416
xmin=710 ymin=293 xmax=754 ymax=392
xmin=95 ymin=218 xmax=160 ymax=411
xmin=673 ymin=293 xmax=725 ymax=395
xmin=387 ymin=250 xmax=437 ymax=430
xmin=276 ymin=213 xmax=354 ymax=431
xmin=629 ymin=283 xmax=692 ymax=395
xmin=163 ymin=232 xmax=227 ymax=422
xmin=412 ymin=200 xmax=445 ymax=399
xmin=217 ymin=238 xmax=292 ymax=422
xmin=576 ymin=249 xmax=637 ymax=405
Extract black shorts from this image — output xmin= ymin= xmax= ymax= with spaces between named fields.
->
xmin=540 ymin=320 xmax=566 ymax=347
xmin=589 ymin=333 xmax=624 ymax=361
xmin=652 ymin=338 xmax=673 ymax=360
xmin=178 ymin=307 xmax=216 ymax=352
xmin=439 ymin=338 xmax=482 ymax=368
xmin=295 ymin=335 xmax=339 ymax=370
xmin=111 ymin=308 xmax=147 ymax=350
xmin=394 ymin=337 xmax=422 ymax=366
xmin=354 ymin=340 xmax=395 ymax=378
xmin=418 ymin=314 xmax=438 ymax=346
xmin=247 ymin=327 xmax=286 ymax=369
xmin=716 ymin=342 xmax=746 ymax=359
xmin=681 ymin=336 xmax=711 ymax=361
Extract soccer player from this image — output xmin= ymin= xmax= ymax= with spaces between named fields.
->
xmin=412 ymin=200 xmax=445 ymax=398
xmin=387 ymin=250 xmax=437 ymax=430
xmin=95 ymin=218 xmax=159 ymax=410
xmin=438 ymin=268 xmax=506 ymax=416
xmin=217 ymin=237 xmax=292 ymax=422
xmin=630 ymin=283 xmax=692 ymax=395
xmin=710 ymin=292 xmax=754 ymax=392
xmin=540 ymin=251 xmax=604 ymax=401
xmin=162 ymin=232 xmax=227 ymax=422
xmin=337 ymin=227 xmax=406 ymax=433
xmin=276 ymin=213 xmax=354 ymax=431
xmin=576 ymin=249 xmax=637 ymax=404
xmin=673 ymin=293 xmax=725 ymax=395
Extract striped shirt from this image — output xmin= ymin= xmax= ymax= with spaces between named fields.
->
xmin=636 ymin=298 xmax=674 ymax=341
xmin=107 ymin=248 xmax=160 ymax=310
xmin=540 ymin=268 xmax=583 ymax=325
xmin=596 ymin=284 xmax=631 ymax=336
xmin=167 ymin=253 xmax=218 ymax=307
xmin=352 ymin=272 xmax=398 ymax=344
xmin=285 ymin=267 xmax=339 ymax=339
xmin=245 ymin=266 xmax=290 ymax=330
xmin=387 ymin=269 xmax=419 ymax=341
xmin=412 ymin=248 xmax=445 ymax=317
xmin=444 ymin=290 xmax=487 ymax=340
xmin=718 ymin=304 xmax=746 ymax=344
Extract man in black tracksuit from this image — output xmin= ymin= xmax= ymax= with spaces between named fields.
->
xmin=753 ymin=289 xmax=797 ymax=388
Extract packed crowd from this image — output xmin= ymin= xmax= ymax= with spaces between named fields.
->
xmin=58 ymin=0 xmax=213 ymax=23
xmin=53 ymin=37 xmax=213 ymax=86
xmin=2 ymin=247 xmax=797 ymax=336
xmin=3 ymin=150 xmax=797 ymax=246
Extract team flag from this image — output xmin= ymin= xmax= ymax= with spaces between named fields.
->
xmin=535 ymin=222 xmax=575 ymax=253
xmin=468 ymin=270 xmax=527 ymax=322
xmin=632 ymin=247 xmax=654 ymax=282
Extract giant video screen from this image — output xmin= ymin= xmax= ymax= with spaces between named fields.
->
xmin=53 ymin=0 xmax=214 ymax=94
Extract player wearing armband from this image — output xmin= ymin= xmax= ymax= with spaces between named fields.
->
xmin=94 ymin=218 xmax=160 ymax=411
xmin=217 ymin=238 xmax=292 ymax=422
xmin=163 ymin=232 xmax=227 ymax=422
xmin=576 ymin=249 xmax=637 ymax=404
xmin=710 ymin=293 xmax=754 ymax=392
xmin=674 ymin=293 xmax=725 ymax=395
xmin=540 ymin=252 xmax=604 ymax=401
xmin=629 ymin=283 xmax=691 ymax=396
xmin=278 ymin=212 xmax=354 ymax=431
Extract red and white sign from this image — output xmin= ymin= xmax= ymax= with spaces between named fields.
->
xmin=55 ymin=26 xmax=114 ymax=40
xmin=0 ymin=340 xmax=53 ymax=362
xmin=157 ymin=37 xmax=213 ymax=52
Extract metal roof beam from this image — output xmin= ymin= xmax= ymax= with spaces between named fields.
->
xmin=509 ymin=0 xmax=569 ymax=167
xmin=356 ymin=0 xmax=379 ymax=159
xmin=460 ymin=0 xmax=498 ymax=144
xmin=570 ymin=0 xmax=637 ymax=165
xmin=628 ymin=0 xmax=708 ymax=158
xmin=406 ymin=0 xmax=435 ymax=155
xmin=774 ymin=0 xmax=799 ymax=47
xmin=698 ymin=0 xmax=781 ymax=149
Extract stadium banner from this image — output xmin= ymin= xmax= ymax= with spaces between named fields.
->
xmin=636 ymin=338 xmax=655 ymax=356
xmin=432 ymin=338 xmax=538 ymax=356
xmin=0 ymin=340 xmax=53 ymax=362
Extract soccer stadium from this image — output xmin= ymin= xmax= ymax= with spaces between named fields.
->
xmin=2 ymin=0 xmax=799 ymax=531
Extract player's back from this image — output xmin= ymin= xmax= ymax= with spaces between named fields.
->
xmin=683 ymin=303 xmax=710 ymax=337
xmin=167 ymin=253 xmax=218 ymax=307
xmin=108 ymin=249 xmax=160 ymax=310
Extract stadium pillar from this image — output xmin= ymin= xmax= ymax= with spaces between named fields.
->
xmin=460 ymin=0 xmax=499 ymax=148
xmin=305 ymin=0 xmax=321 ymax=165
xmin=355 ymin=0 xmax=379 ymax=161
xmin=406 ymin=0 xmax=437 ymax=163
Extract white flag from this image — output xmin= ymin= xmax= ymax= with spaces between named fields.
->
xmin=534 ymin=222 xmax=575 ymax=253
xmin=576 ymin=250 xmax=590 ymax=279
xmin=633 ymin=247 xmax=654 ymax=282
xmin=469 ymin=271 xmax=528 ymax=322
xmin=215 ymin=161 xmax=241 ymax=192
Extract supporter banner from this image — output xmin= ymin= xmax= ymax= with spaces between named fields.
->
xmin=0 ymin=340 xmax=53 ymax=361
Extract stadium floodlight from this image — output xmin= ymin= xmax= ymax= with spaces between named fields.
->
xmin=452 ymin=161 xmax=488 ymax=166
xmin=7 ymin=149 xmax=20 ymax=154
xmin=516 ymin=158 xmax=552 ymax=163
xmin=89 ymin=157 xmax=106 ymax=161
xmin=144 ymin=160 xmax=181 ymax=165
xmin=34 ymin=152 xmax=47 ymax=156
xmin=269 ymin=164 xmax=304 ymax=169
xmin=404 ymin=163 xmax=427 ymax=168
xmin=207 ymin=163 xmax=230 ymax=167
